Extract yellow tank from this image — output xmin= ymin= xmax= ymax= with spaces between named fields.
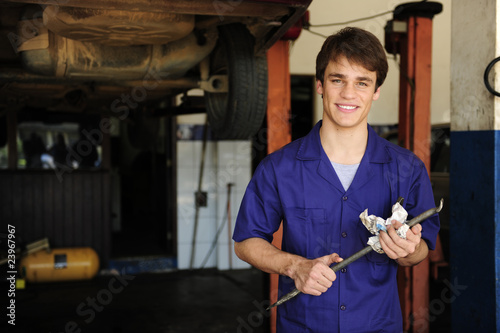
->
xmin=20 ymin=247 xmax=100 ymax=283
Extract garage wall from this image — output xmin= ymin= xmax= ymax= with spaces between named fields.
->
xmin=176 ymin=120 xmax=251 ymax=270
xmin=0 ymin=170 xmax=111 ymax=263
xmin=449 ymin=0 xmax=500 ymax=330
xmin=289 ymin=0 xmax=452 ymax=126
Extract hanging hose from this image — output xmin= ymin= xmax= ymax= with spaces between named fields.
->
xmin=199 ymin=207 xmax=227 ymax=269
xmin=189 ymin=117 xmax=209 ymax=269
xmin=484 ymin=57 xmax=500 ymax=97
xmin=226 ymin=183 xmax=234 ymax=269
xmin=200 ymin=183 xmax=235 ymax=269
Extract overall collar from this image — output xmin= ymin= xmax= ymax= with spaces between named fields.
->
xmin=296 ymin=120 xmax=392 ymax=164
xmin=296 ymin=120 xmax=392 ymax=193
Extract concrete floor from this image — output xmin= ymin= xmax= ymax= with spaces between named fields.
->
xmin=2 ymin=267 xmax=451 ymax=333
xmin=3 ymin=268 xmax=268 ymax=333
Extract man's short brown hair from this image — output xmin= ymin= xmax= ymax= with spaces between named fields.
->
xmin=316 ymin=27 xmax=388 ymax=90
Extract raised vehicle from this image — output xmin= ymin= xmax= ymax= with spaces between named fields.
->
xmin=0 ymin=0 xmax=312 ymax=139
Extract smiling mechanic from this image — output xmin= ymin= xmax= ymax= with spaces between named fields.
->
xmin=233 ymin=27 xmax=440 ymax=333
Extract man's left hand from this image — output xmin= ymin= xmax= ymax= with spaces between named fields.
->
xmin=378 ymin=220 xmax=423 ymax=261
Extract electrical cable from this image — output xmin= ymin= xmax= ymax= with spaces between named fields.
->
xmin=303 ymin=27 xmax=329 ymax=39
xmin=308 ymin=10 xmax=394 ymax=27
xmin=304 ymin=0 xmax=429 ymax=37
xmin=200 ymin=184 xmax=234 ymax=269
xmin=199 ymin=206 xmax=227 ymax=269
xmin=484 ymin=57 xmax=500 ymax=97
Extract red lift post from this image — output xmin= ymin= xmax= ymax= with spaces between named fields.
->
xmin=266 ymin=12 xmax=308 ymax=332
xmin=385 ymin=2 xmax=442 ymax=332
xmin=267 ymin=39 xmax=292 ymax=333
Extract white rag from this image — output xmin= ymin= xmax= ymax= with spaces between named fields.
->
xmin=359 ymin=202 xmax=410 ymax=254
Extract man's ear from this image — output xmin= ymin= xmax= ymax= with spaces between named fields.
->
xmin=316 ymin=80 xmax=324 ymax=96
xmin=373 ymin=86 xmax=381 ymax=101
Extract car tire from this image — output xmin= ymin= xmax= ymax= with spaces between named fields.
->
xmin=205 ymin=23 xmax=268 ymax=140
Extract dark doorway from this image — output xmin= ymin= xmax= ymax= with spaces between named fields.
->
xmin=111 ymin=116 xmax=176 ymax=258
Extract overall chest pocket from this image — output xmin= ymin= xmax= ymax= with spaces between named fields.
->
xmin=283 ymin=207 xmax=326 ymax=258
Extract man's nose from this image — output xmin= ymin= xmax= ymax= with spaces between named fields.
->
xmin=340 ymin=83 xmax=356 ymax=99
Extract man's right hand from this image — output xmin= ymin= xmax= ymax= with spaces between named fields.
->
xmin=289 ymin=253 xmax=343 ymax=296
xmin=234 ymin=238 xmax=342 ymax=296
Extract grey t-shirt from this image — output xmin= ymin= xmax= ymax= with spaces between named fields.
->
xmin=331 ymin=161 xmax=360 ymax=192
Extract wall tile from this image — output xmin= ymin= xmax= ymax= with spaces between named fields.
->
xmin=193 ymin=141 xmax=216 ymax=168
xmin=178 ymin=242 xmax=216 ymax=270
xmin=177 ymin=137 xmax=253 ymax=270
xmin=176 ymin=167 xmax=196 ymax=192
xmin=177 ymin=212 xmax=217 ymax=244
xmin=176 ymin=141 xmax=193 ymax=167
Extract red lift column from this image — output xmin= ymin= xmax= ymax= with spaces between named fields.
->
xmin=267 ymin=39 xmax=292 ymax=333
xmin=266 ymin=13 xmax=308 ymax=331
xmin=385 ymin=2 xmax=442 ymax=333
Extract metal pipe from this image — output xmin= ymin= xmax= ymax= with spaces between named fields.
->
xmin=189 ymin=117 xmax=209 ymax=269
xmin=267 ymin=198 xmax=444 ymax=310
xmin=0 ymin=71 xmax=200 ymax=89
xmin=227 ymin=183 xmax=234 ymax=269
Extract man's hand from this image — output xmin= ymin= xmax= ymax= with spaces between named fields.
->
xmin=379 ymin=220 xmax=428 ymax=266
xmin=289 ymin=253 xmax=343 ymax=296
xmin=234 ymin=238 xmax=344 ymax=295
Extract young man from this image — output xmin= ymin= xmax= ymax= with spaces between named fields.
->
xmin=233 ymin=27 xmax=440 ymax=332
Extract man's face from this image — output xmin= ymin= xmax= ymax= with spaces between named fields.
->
xmin=317 ymin=56 xmax=380 ymax=131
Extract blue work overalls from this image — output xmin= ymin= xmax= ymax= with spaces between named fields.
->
xmin=234 ymin=121 xmax=440 ymax=333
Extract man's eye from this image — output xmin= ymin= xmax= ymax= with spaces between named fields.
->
xmin=331 ymin=79 xmax=342 ymax=84
xmin=357 ymin=82 xmax=368 ymax=87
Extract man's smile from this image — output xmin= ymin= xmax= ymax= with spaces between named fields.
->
xmin=336 ymin=104 xmax=358 ymax=112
